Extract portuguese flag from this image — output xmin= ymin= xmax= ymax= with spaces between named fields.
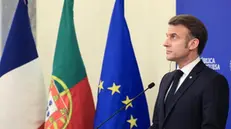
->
xmin=44 ymin=0 xmax=95 ymax=128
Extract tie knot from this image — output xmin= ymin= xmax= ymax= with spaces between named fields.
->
xmin=174 ymin=70 xmax=184 ymax=79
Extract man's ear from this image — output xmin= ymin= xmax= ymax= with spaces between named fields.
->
xmin=188 ymin=38 xmax=199 ymax=50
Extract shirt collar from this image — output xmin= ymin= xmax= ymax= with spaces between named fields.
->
xmin=177 ymin=57 xmax=201 ymax=75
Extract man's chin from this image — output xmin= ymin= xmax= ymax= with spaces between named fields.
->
xmin=166 ymin=57 xmax=175 ymax=61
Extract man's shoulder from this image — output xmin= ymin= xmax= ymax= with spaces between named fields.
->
xmin=203 ymin=64 xmax=222 ymax=76
xmin=201 ymin=64 xmax=227 ymax=82
xmin=201 ymin=65 xmax=229 ymax=92
xmin=163 ymin=70 xmax=175 ymax=79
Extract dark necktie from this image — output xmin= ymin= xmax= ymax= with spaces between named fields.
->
xmin=165 ymin=70 xmax=184 ymax=115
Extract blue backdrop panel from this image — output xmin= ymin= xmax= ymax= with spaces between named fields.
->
xmin=177 ymin=0 xmax=231 ymax=128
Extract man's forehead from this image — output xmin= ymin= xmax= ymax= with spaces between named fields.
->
xmin=167 ymin=24 xmax=189 ymax=35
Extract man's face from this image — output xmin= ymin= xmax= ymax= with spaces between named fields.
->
xmin=163 ymin=24 xmax=192 ymax=62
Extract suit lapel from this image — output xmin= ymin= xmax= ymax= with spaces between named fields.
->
xmin=163 ymin=60 xmax=206 ymax=123
xmin=159 ymin=72 xmax=174 ymax=126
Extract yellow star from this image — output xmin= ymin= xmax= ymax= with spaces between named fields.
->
xmin=127 ymin=115 xmax=138 ymax=129
xmin=98 ymin=81 xmax=104 ymax=93
xmin=107 ymin=83 xmax=121 ymax=95
xmin=122 ymin=96 xmax=133 ymax=110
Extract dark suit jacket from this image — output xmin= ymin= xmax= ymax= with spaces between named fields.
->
xmin=149 ymin=60 xmax=229 ymax=129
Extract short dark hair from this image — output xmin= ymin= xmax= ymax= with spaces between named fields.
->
xmin=168 ymin=14 xmax=208 ymax=55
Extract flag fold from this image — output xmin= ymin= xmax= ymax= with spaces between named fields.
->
xmin=44 ymin=0 xmax=95 ymax=128
xmin=94 ymin=0 xmax=150 ymax=129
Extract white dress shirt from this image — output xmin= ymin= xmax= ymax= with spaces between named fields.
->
xmin=164 ymin=57 xmax=201 ymax=101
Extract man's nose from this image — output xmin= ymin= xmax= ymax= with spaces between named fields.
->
xmin=163 ymin=39 xmax=170 ymax=47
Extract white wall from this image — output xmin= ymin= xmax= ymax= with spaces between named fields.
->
xmin=37 ymin=0 xmax=176 ymax=120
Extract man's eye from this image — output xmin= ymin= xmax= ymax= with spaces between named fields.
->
xmin=171 ymin=35 xmax=177 ymax=39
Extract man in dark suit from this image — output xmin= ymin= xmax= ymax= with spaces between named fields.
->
xmin=149 ymin=14 xmax=229 ymax=129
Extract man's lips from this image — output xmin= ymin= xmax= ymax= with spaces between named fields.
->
xmin=166 ymin=50 xmax=172 ymax=54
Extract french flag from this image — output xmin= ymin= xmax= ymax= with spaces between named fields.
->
xmin=0 ymin=0 xmax=46 ymax=128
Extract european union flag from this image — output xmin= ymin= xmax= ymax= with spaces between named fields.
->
xmin=94 ymin=0 xmax=150 ymax=129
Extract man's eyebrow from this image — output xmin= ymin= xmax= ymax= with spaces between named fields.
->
xmin=166 ymin=33 xmax=178 ymax=36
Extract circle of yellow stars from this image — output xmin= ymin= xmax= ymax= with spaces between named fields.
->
xmin=97 ymin=80 xmax=138 ymax=129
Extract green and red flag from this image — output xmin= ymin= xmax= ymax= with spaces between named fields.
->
xmin=44 ymin=0 xmax=95 ymax=128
